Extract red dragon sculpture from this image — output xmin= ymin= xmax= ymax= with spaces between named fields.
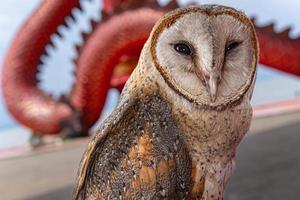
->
xmin=2 ymin=0 xmax=300 ymax=137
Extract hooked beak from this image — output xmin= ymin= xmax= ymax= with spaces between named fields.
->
xmin=194 ymin=67 xmax=219 ymax=102
xmin=207 ymin=74 xmax=218 ymax=102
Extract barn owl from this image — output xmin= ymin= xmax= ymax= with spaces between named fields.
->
xmin=74 ymin=5 xmax=258 ymax=200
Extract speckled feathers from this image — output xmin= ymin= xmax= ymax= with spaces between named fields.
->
xmin=74 ymin=5 xmax=258 ymax=200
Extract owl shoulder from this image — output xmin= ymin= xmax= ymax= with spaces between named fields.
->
xmin=73 ymin=93 xmax=179 ymax=199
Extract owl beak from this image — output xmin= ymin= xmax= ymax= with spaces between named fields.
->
xmin=208 ymin=74 xmax=218 ymax=102
xmin=195 ymin=67 xmax=218 ymax=102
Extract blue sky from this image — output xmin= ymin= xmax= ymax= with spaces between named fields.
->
xmin=1 ymin=0 xmax=300 ymax=130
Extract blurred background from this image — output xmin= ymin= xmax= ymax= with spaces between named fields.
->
xmin=1 ymin=0 xmax=300 ymax=199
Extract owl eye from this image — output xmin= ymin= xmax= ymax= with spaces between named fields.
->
xmin=174 ymin=43 xmax=193 ymax=56
xmin=225 ymin=41 xmax=241 ymax=54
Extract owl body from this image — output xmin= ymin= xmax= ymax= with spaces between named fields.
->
xmin=74 ymin=5 xmax=258 ymax=200
xmin=170 ymin=92 xmax=253 ymax=199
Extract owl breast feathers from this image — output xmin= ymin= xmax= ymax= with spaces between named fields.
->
xmin=74 ymin=5 xmax=258 ymax=200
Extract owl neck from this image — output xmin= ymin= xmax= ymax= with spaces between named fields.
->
xmin=153 ymin=69 xmax=252 ymax=164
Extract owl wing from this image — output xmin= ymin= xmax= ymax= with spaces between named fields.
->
xmin=73 ymin=97 xmax=136 ymax=199
xmin=73 ymin=95 xmax=193 ymax=200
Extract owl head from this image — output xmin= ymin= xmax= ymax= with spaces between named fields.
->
xmin=148 ymin=5 xmax=259 ymax=109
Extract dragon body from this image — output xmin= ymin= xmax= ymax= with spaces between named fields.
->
xmin=2 ymin=0 xmax=300 ymax=136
